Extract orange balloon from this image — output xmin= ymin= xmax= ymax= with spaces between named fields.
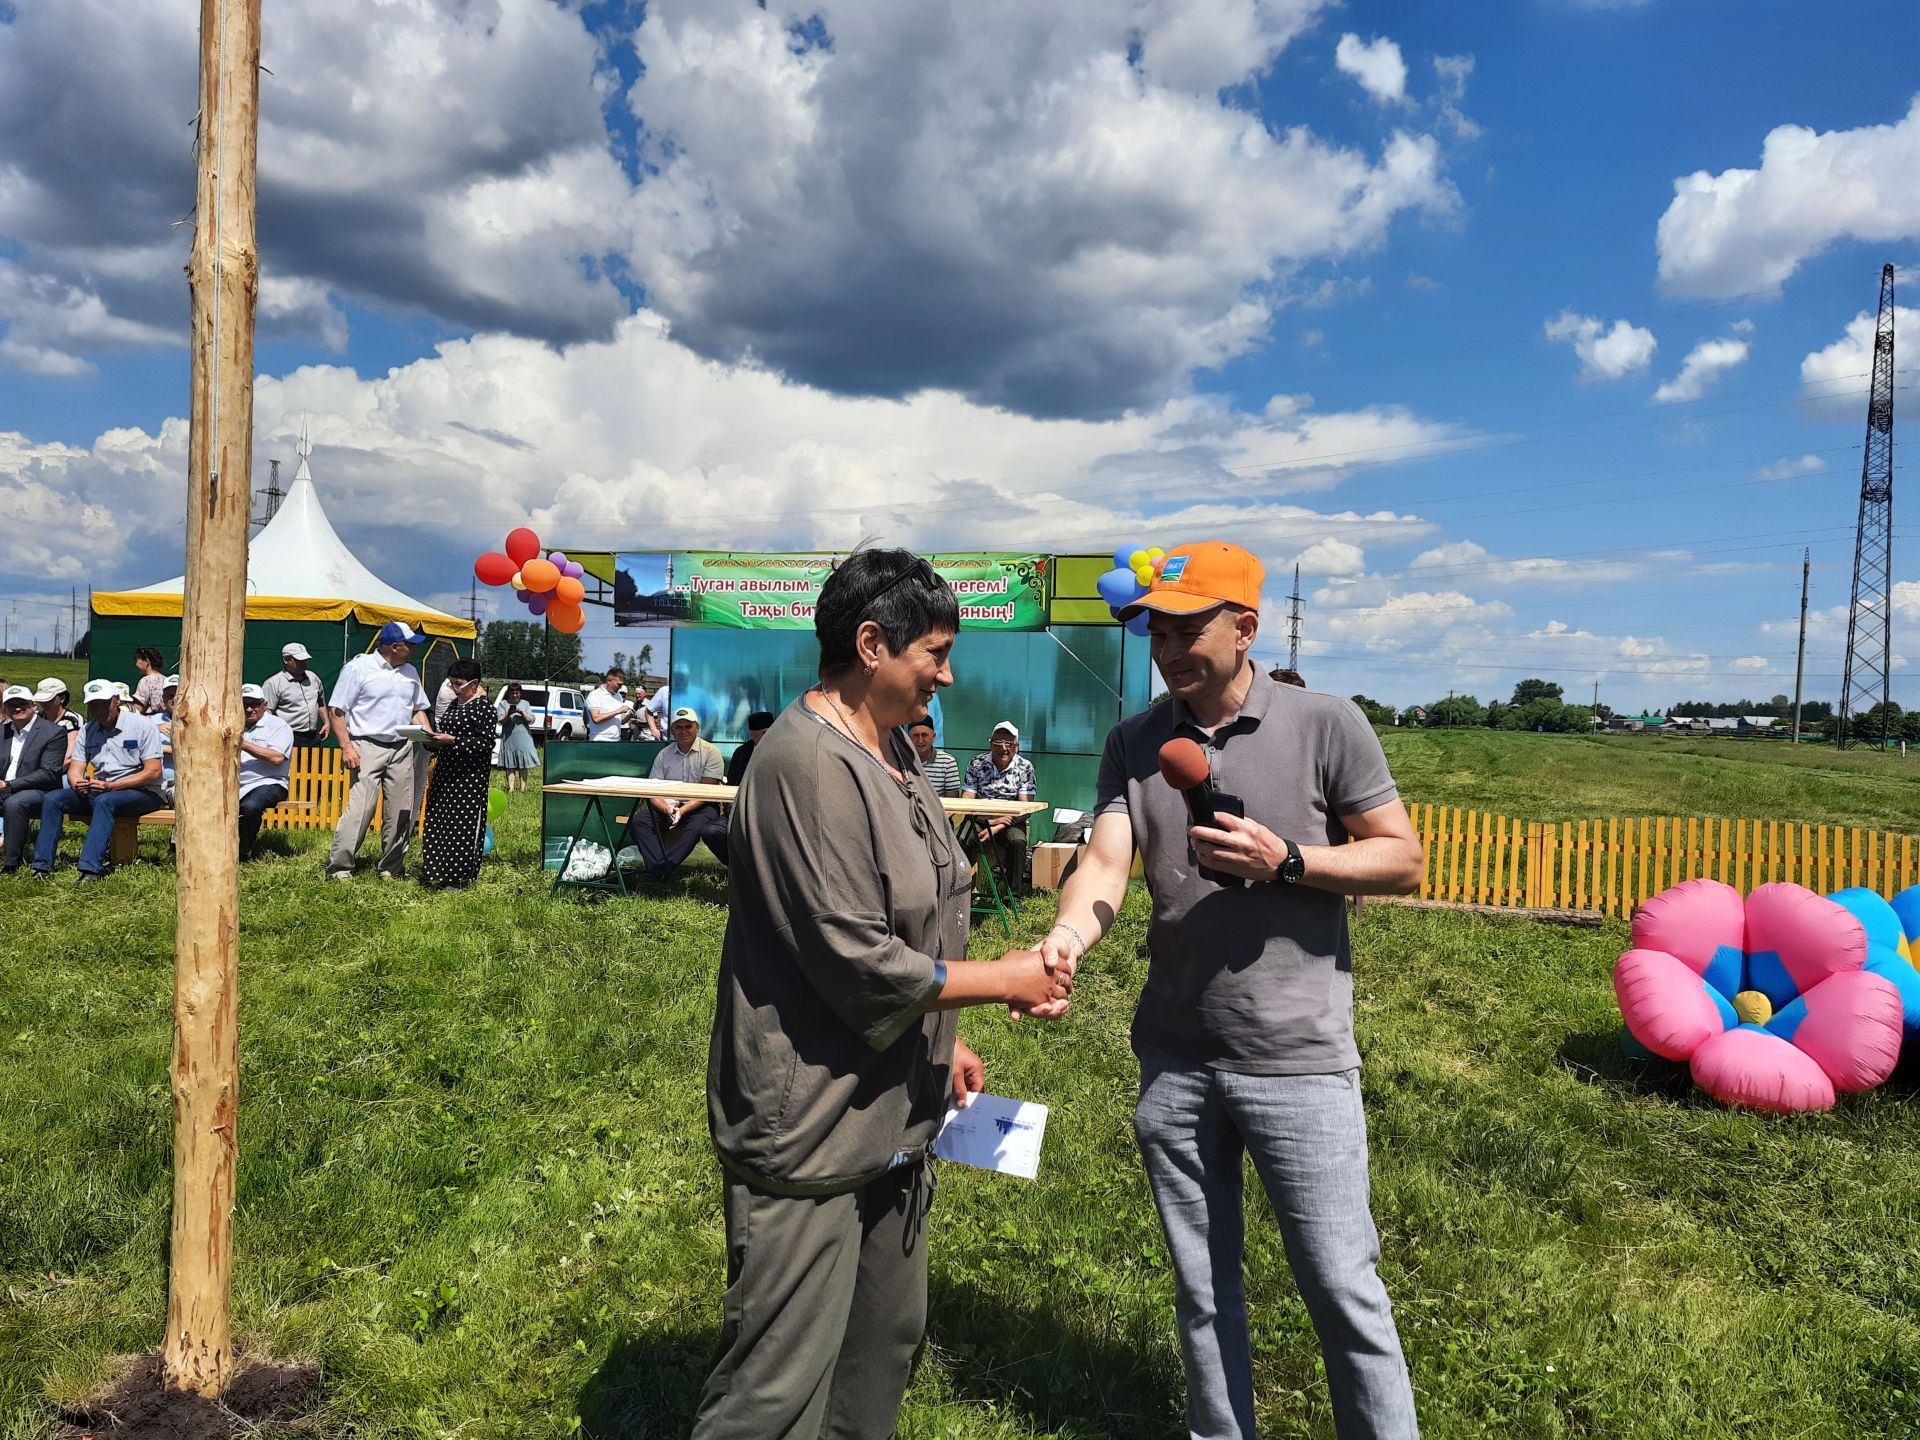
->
xmin=520 ymin=557 xmax=560 ymax=593
xmin=554 ymin=574 xmax=585 ymax=606
xmin=547 ymin=600 xmax=584 ymax=633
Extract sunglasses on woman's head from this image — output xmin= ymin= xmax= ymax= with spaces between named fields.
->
xmin=863 ymin=556 xmax=940 ymax=609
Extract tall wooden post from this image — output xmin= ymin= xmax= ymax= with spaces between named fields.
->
xmin=165 ymin=0 xmax=261 ymax=1397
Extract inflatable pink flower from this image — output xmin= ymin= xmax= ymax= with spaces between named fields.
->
xmin=1614 ymin=879 xmax=1904 ymax=1113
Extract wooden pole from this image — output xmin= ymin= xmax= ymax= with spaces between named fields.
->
xmin=164 ymin=0 xmax=261 ymax=1397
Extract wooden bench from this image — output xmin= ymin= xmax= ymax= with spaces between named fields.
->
xmin=110 ymin=802 xmax=316 ymax=865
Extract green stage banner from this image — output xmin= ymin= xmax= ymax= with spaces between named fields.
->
xmin=615 ymin=552 xmax=1050 ymax=630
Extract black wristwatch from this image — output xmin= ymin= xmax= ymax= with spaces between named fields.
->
xmin=1275 ymin=836 xmax=1305 ymax=885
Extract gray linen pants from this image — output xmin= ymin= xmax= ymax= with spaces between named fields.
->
xmin=326 ymin=737 xmax=415 ymax=877
xmin=692 ymin=1163 xmax=930 ymax=1440
xmin=1133 ymin=1046 xmax=1418 ymax=1440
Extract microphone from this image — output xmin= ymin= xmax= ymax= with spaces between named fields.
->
xmin=1158 ymin=737 xmax=1244 ymax=888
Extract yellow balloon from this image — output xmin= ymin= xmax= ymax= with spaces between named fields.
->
xmin=1147 ymin=547 xmax=1166 ymax=562
xmin=1134 ymin=564 xmax=1156 ymax=586
xmin=1128 ymin=549 xmax=1149 ymax=570
xmin=509 ymin=570 xmax=524 ymax=590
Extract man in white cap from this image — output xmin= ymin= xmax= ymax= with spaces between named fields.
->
xmin=962 ymin=720 xmax=1037 ymax=892
xmin=238 ymin=683 xmax=294 ymax=860
xmin=30 ymin=678 xmax=167 ymax=880
xmin=1 ymin=684 xmax=70 ymax=873
xmin=326 ymin=620 xmax=432 ymax=879
xmin=262 ymin=642 xmax=328 ymax=746
xmin=622 ymin=706 xmax=729 ymax=878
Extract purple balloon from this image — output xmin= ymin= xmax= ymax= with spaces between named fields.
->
xmin=564 ymin=561 xmax=585 ymax=579
xmin=516 ymin=587 xmax=534 ymax=605
xmin=528 ymin=594 xmax=549 ymax=616
xmin=548 ymin=551 xmax=568 ymax=567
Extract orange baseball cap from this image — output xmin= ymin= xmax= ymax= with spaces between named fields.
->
xmin=1118 ymin=542 xmax=1265 ymax=619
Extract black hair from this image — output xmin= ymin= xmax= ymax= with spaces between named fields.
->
xmin=746 ymin=710 xmax=776 ymax=731
xmin=448 ymin=658 xmax=482 ymax=683
xmin=815 ymin=548 xmax=959 ymax=677
xmin=134 ymin=646 xmax=165 ymax=669
xmin=604 ymin=666 xmax=625 ymax=680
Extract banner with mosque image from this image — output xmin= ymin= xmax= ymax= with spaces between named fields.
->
xmin=613 ymin=552 xmax=1051 ymax=630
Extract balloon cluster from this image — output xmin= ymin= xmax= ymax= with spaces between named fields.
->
xmin=474 ymin=528 xmax=588 ymax=633
xmin=1096 ymin=543 xmax=1170 ymax=636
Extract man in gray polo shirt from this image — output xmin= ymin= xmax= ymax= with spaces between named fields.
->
xmin=1042 ymin=541 xmax=1424 ymax=1440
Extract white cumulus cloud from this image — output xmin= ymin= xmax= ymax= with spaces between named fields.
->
xmin=1656 ymin=96 xmax=1920 ymax=298
xmin=1335 ymin=33 xmax=1407 ymax=104
xmin=1799 ymin=304 xmax=1917 ymax=419
xmin=1543 ymin=310 xmax=1658 ymax=382
xmin=1653 ymin=334 xmax=1751 ymax=403
xmin=0 ymin=310 xmax=1453 ymax=601
xmin=1755 ymin=454 xmax=1827 ymax=481
xmin=0 ymin=0 xmax=632 ymax=376
xmin=626 ymin=1 xmax=1457 ymax=416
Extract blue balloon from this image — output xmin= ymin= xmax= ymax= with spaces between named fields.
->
xmin=1112 ymin=544 xmax=1137 ymax=571
xmin=1096 ymin=566 xmax=1140 ymax=608
xmin=482 ymin=824 xmax=495 ymax=857
xmin=1126 ymin=610 xmax=1151 ymax=637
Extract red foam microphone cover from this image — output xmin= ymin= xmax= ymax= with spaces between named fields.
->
xmin=1158 ymin=737 xmax=1209 ymax=791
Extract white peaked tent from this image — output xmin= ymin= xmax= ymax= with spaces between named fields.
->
xmin=91 ymin=441 xmax=474 ymax=684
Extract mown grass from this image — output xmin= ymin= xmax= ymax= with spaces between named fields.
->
xmin=0 ymin=653 xmax=87 ymax=699
xmin=2 ymin=735 xmax=1918 ymax=1438
xmin=1382 ymin=727 xmax=1920 ymax=830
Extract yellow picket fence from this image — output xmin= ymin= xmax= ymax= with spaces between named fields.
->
xmin=1406 ymin=802 xmax=1920 ymax=917
xmin=260 ymin=746 xmax=426 ymax=833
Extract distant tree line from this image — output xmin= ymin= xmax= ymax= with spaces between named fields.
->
xmin=1352 ymin=678 xmax=1595 ymax=733
xmin=1349 ymin=678 xmax=1917 ymax=744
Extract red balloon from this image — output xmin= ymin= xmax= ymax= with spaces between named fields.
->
xmin=474 ymin=552 xmax=516 ymax=586
xmin=505 ymin=527 xmax=542 ymax=565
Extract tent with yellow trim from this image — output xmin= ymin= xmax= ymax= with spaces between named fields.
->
xmin=90 ymin=443 xmax=474 ymax=697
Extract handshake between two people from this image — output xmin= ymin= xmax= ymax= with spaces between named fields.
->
xmin=1000 ymin=926 xmax=1082 ymax=1021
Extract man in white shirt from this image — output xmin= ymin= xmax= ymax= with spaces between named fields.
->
xmin=326 ymin=621 xmax=433 ymax=879
xmin=584 ymin=667 xmax=634 ymax=741
xmin=623 ymin=707 xmax=729 ymax=878
xmin=238 ymin=683 xmax=295 ymax=860
xmin=261 ymin=642 xmax=328 ymax=745
xmin=31 ymin=678 xmax=167 ymax=881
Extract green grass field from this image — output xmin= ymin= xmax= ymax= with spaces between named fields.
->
xmin=2 ymin=735 xmax=1917 ymax=1438
xmin=1383 ymin=727 xmax=1920 ymax=830
xmin=0 ymin=653 xmax=86 ymax=700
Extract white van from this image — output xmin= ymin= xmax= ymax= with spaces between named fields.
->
xmin=495 ymin=681 xmax=587 ymax=740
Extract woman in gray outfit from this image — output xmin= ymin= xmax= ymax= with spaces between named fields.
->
xmin=693 ymin=549 xmax=1070 ymax=1440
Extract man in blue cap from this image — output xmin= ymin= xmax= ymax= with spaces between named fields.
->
xmin=326 ymin=620 xmax=433 ymax=879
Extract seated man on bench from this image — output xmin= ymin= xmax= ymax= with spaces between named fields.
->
xmin=622 ymin=707 xmax=729 ymax=880
xmin=239 ymin=682 xmax=294 ymax=860
xmin=31 ymin=679 xmax=166 ymax=882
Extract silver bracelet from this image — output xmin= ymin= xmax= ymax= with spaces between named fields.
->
xmin=1049 ymin=921 xmax=1088 ymax=958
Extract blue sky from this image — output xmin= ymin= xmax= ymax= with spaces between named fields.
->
xmin=0 ymin=0 xmax=1915 ymax=714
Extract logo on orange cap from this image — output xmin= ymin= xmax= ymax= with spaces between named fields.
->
xmin=1118 ymin=542 xmax=1265 ymax=619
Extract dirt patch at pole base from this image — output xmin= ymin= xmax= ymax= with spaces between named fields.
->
xmin=55 ymin=1354 xmax=321 ymax=1440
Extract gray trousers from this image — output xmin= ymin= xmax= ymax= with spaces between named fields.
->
xmin=692 ymin=1163 xmax=931 ymax=1440
xmin=1134 ymin=1046 xmax=1418 ymax=1440
xmin=326 ymin=738 xmax=416 ymax=877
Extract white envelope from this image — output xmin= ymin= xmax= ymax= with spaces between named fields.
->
xmin=933 ymin=1092 xmax=1048 ymax=1180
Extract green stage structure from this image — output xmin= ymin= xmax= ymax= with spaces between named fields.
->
xmin=541 ymin=551 xmax=1155 ymax=864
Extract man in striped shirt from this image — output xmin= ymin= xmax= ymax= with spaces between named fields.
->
xmin=908 ymin=716 xmax=960 ymax=796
